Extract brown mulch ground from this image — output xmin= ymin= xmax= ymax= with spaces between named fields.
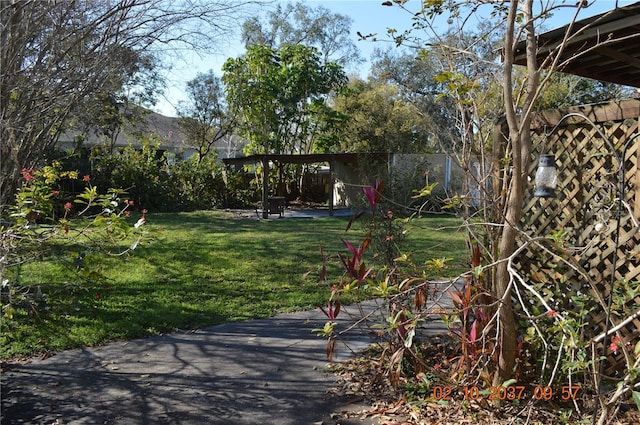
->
xmin=327 ymin=336 xmax=640 ymax=425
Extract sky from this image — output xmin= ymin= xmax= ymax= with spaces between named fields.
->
xmin=153 ymin=0 xmax=637 ymax=117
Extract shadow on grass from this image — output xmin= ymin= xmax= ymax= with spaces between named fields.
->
xmin=2 ymin=211 xmax=466 ymax=358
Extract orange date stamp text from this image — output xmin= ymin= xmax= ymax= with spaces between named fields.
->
xmin=432 ymin=385 xmax=580 ymax=401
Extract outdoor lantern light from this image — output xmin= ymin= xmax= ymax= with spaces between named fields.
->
xmin=534 ymin=154 xmax=557 ymax=198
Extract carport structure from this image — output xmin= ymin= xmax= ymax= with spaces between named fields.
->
xmin=223 ymin=153 xmax=387 ymax=218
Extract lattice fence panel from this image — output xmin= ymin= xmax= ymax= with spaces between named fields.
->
xmin=515 ymin=100 xmax=640 ymax=377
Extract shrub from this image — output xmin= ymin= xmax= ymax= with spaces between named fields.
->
xmin=168 ymin=155 xmax=228 ymax=210
xmin=90 ymin=138 xmax=172 ymax=212
xmin=1 ymin=161 xmax=150 ymax=326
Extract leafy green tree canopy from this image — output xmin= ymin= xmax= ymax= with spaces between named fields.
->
xmin=534 ymin=72 xmax=635 ymax=110
xmin=241 ymin=2 xmax=363 ymax=68
xmin=369 ymin=48 xmax=461 ymax=152
xmin=222 ymin=44 xmax=348 ymax=156
xmin=332 ymin=77 xmax=436 ymax=154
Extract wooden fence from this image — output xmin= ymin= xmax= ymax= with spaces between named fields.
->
xmin=514 ymin=99 xmax=640 ymax=376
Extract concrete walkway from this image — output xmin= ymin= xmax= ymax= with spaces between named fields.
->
xmin=2 ymin=302 xmax=402 ymax=425
xmin=282 ymin=207 xmax=354 ymax=219
xmin=1 ymin=207 xmax=457 ymax=424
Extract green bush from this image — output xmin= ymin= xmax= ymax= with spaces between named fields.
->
xmin=222 ymin=172 xmax=259 ymax=209
xmin=1 ymin=162 xmax=150 ymax=328
xmin=169 ymin=155 xmax=227 ymax=210
xmin=48 ymin=135 xmax=260 ymax=212
xmin=91 ymin=139 xmax=172 ymax=211
xmin=87 ymin=139 xmax=258 ymax=212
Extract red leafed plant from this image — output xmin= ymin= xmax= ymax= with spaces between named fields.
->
xmin=444 ymin=244 xmax=494 ymax=382
xmin=338 ymin=238 xmax=373 ymax=283
xmin=313 ymin=179 xmax=423 ymax=375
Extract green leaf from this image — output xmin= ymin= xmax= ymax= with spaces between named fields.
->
xmin=404 ymin=328 xmax=415 ymax=348
xmin=502 ymin=378 xmax=518 ymax=387
xmin=312 ymin=321 xmax=336 ymax=338
xmin=632 ymin=391 xmax=640 ymax=410
xmin=473 ymin=265 xmax=483 ymax=278
xmin=527 ymin=327 xmax=536 ymax=338
xmin=411 ymin=182 xmax=439 ymax=199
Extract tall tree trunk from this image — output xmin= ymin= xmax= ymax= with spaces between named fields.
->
xmin=492 ymin=163 xmax=523 ymax=386
xmin=492 ymin=0 xmax=536 ymax=387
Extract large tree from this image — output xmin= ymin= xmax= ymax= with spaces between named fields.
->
xmin=0 ymin=0 xmax=261 ymax=208
xmin=332 ymin=77 xmax=436 ymax=154
xmin=241 ymin=2 xmax=363 ymax=68
xmin=222 ymin=44 xmax=348 ymax=156
xmin=176 ymin=70 xmax=235 ymax=163
xmin=534 ymin=71 xmax=635 ymax=110
xmin=223 ymin=43 xmax=348 ymax=206
xmin=369 ymin=48 xmax=461 ymax=152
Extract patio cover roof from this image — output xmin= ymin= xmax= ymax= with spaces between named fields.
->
xmin=513 ymin=2 xmax=640 ymax=88
xmin=222 ymin=152 xmax=387 ymax=166
xmin=222 ymin=152 xmax=388 ymax=218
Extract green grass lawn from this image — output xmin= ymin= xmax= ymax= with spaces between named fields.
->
xmin=0 ymin=210 xmax=468 ymax=359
